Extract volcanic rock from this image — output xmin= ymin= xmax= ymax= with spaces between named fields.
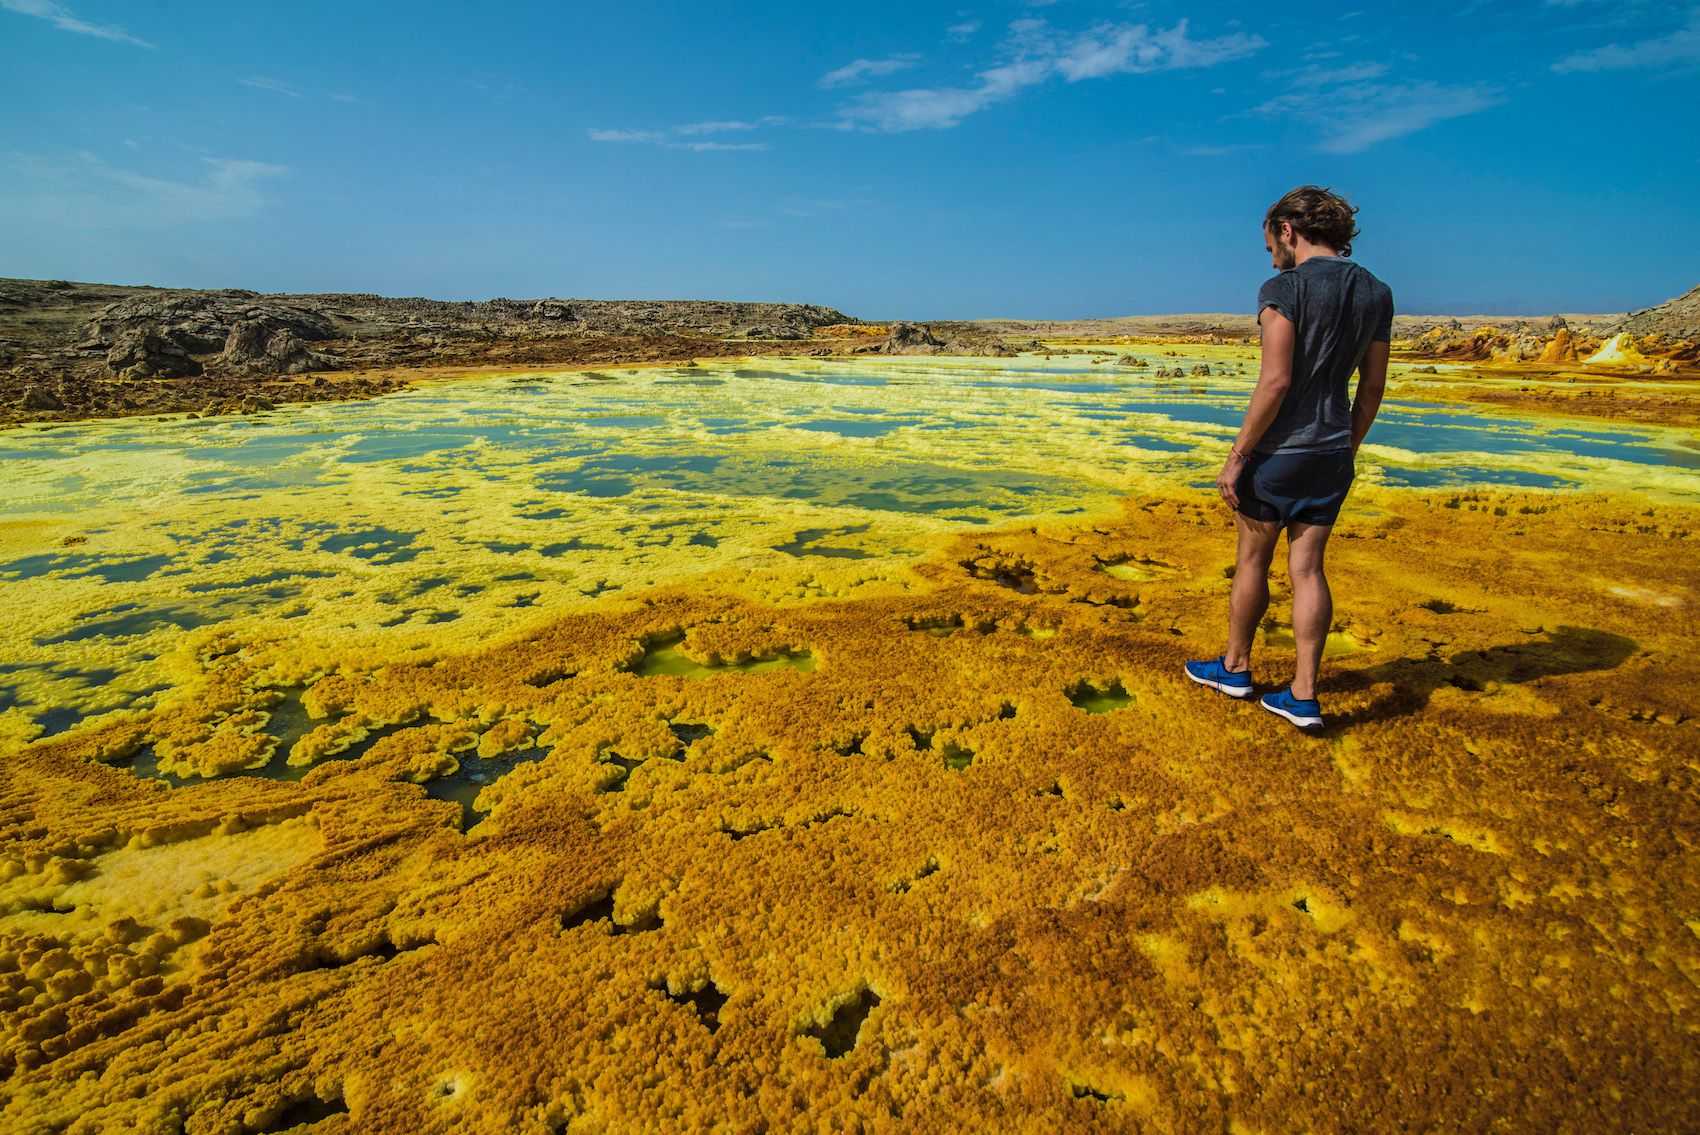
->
xmin=221 ymin=321 xmax=342 ymax=374
xmin=1614 ymin=283 xmax=1700 ymax=341
xmin=881 ymin=322 xmax=947 ymax=353
xmin=20 ymin=385 xmax=64 ymax=410
xmin=530 ymin=300 xmax=576 ymax=321
xmin=106 ymin=329 xmax=202 ymax=379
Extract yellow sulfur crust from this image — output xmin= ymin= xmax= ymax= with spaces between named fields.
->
xmin=1 ymin=474 xmax=1697 ymax=1131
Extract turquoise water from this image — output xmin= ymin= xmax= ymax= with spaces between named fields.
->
xmin=3 ymin=352 xmax=1698 ymax=742
xmin=5 ymin=355 xmax=1697 ymax=558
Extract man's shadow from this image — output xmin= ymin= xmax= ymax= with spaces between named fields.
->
xmin=1321 ymin=625 xmax=1637 ymax=728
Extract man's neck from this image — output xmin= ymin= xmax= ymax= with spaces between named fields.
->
xmin=1292 ymin=238 xmax=1341 ymax=266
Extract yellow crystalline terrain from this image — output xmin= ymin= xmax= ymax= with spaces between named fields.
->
xmin=0 ymin=355 xmax=1698 ymax=1132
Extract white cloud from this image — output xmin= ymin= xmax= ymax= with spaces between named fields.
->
xmin=836 ymin=18 xmax=1266 ymax=133
xmin=0 ymin=0 xmax=151 ymax=47
xmin=1055 ymin=20 xmax=1265 ymax=80
xmin=819 ymin=55 xmax=922 ymax=89
xmin=946 ymin=19 xmax=982 ymax=42
xmin=836 ymin=56 xmax=1052 ymax=132
xmin=587 ymin=129 xmax=667 ymax=143
xmin=1284 ymin=61 xmax=1389 ymax=88
xmin=240 ymin=76 xmax=301 ymax=98
xmin=1552 ymin=8 xmax=1700 ymax=72
xmin=587 ymin=129 xmax=769 ymax=153
xmin=677 ymin=141 xmax=768 ymax=152
xmin=1256 ymin=79 xmax=1503 ymax=153
xmin=588 ymin=116 xmax=786 ymax=151
xmin=1 ymin=152 xmax=286 ymax=228
xmin=673 ymin=116 xmax=787 ymax=135
xmin=1182 ymin=142 xmax=1268 ymax=157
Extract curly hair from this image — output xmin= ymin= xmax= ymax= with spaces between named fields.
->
xmin=1264 ymin=185 xmax=1360 ymax=257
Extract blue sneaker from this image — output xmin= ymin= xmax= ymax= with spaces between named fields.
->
xmin=1184 ymin=656 xmax=1255 ymax=699
xmin=1260 ymin=687 xmax=1325 ymax=732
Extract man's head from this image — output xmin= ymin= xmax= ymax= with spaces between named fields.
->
xmin=1263 ymin=185 xmax=1359 ymax=270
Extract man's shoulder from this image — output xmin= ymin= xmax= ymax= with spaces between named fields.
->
xmin=1346 ymin=259 xmax=1393 ymax=297
xmin=1364 ymin=266 xmax=1394 ymax=310
xmin=1258 ymin=270 xmax=1298 ymax=297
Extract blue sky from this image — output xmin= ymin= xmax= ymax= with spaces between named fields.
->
xmin=2 ymin=1 xmax=1697 ymax=318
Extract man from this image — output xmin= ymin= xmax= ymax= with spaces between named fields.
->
xmin=1184 ymin=185 xmax=1392 ymax=732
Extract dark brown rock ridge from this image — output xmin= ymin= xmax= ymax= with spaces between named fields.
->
xmin=1614 ymin=283 xmax=1700 ymax=341
xmin=0 ymin=278 xmax=867 ymax=426
xmin=857 ymin=320 xmax=1017 ymax=357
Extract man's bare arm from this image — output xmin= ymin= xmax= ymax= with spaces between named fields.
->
xmin=1233 ymin=307 xmax=1295 ymax=452
xmin=1217 ymin=307 xmax=1294 ymax=508
xmin=1350 ymin=340 xmax=1389 ymax=453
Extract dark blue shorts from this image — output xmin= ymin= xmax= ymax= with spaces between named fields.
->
xmin=1235 ymin=448 xmax=1355 ymax=527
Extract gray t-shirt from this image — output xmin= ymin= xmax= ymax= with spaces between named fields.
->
xmin=1254 ymin=256 xmax=1393 ymax=455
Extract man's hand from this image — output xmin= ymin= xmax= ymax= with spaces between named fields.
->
xmin=1217 ymin=450 xmax=1246 ymax=509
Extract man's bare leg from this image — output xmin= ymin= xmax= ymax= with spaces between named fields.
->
xmin=1286 ymin=520 xmax=1334 ymax=699
xmin=1224 ymin=512 xmax=1281 ymax=672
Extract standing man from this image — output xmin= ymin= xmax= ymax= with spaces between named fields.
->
xmin=1184 ymin=185 xmax=1393 ymax=732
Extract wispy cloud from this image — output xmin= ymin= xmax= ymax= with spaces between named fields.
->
xmin=836 ymin=18 xmax=1265 ymax=133
xmin=0 ymin=0 xmax=151 ymax=47
xmin=677 ymin=141 xmax=768 ymax=153
xmin=673 ymin=116 xmax=787 ymax=135
xmin=1053 ymin=19 xmax=1265 ymax=80
xmin=819 ymin=55 xmax=922 ymax=89
xmin=588 ymin=129 xmax=667 ymax=143
xmin=240 ymin=76 xmax=301 ymax=98
xmin=1280 ymin=61 xmax=1390 ymax=88
xmin=1552 ymin=8 xmax=1700 ymax=72
xmin=1182 ymin=142 xmax=1268 ymax=157
xmin=587 ymin=123 xmax=774 ymax=153
xmin=1 ymin=152 xmax=286 ymax=228
xmin=1255 ymin=77 xmax=1503 ymax=153
xmin=946 ymin=19 xmax=981 ymax=43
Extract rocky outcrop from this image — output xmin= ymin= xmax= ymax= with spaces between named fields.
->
xmin=221 ymin=320 xmax=342 ymax=374
xmin=1614 ymin=283 xmax=1700 ymax=341
xmin=1403 ymin=321 xmax=1697 ymax=374
xmin=20 ymin=385 xmax=64 ymax=410
xmin=860 ymin=321 xmax=1017 ymax=357
xmin=1407 ymin=324 xmax=1591 ymax=364
xmin=518 ymin=298 xmax=848 ymax=339
xmin=881 ymin=322 xmax=946 ymax=353
xmin=105 ymin=329 xmax=203 ymax=379
xmin=530 ymin=300 xmax=575 ymax=321
xmin=1538 ymin=328 xmax=1581 ymax=365
xmin=85 ymin=294 xmax=336 ymax=378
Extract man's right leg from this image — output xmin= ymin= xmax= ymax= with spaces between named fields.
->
xmin=1224 ymin=512 xmax=1281 ymax=672
xmin=1285 ymin=520 xmax=1335 ymax=700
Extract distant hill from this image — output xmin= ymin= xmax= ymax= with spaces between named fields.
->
xmin=1615 ymin=283 xmax=1700 ymax=340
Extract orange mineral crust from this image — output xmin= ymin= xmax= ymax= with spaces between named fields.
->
xmin=1 ymin=489 xmax=1697 ymax=1132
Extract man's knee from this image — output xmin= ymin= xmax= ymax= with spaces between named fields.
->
xmin=1287 ymin=555 xmax=1327 ymax=583
xmin=1239 ymin=543 xmax=1277 ymax=572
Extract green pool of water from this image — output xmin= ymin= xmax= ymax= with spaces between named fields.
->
xmin=4 ymin=352 xmax=1697 ymax=744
